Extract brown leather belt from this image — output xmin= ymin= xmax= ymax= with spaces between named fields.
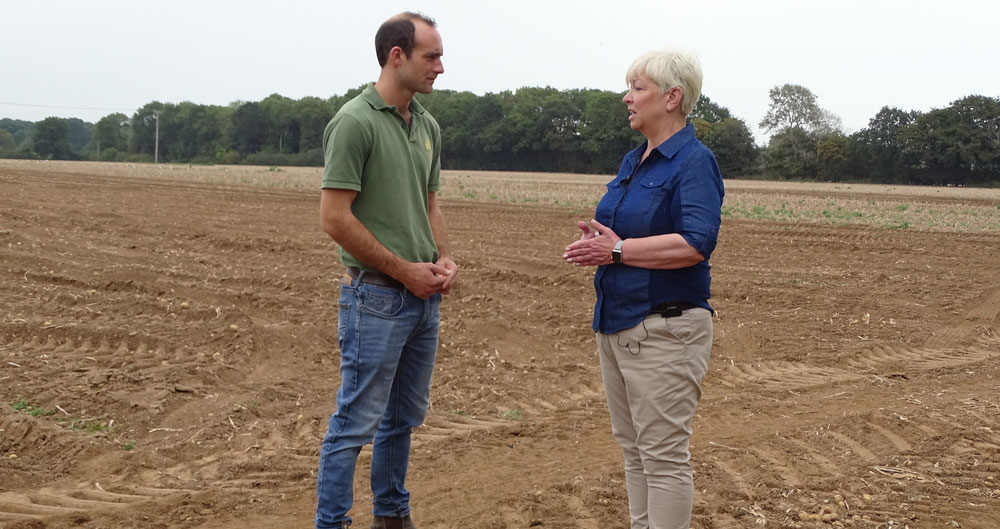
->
xmin=345 ymin=266 xmax=404 ymax=289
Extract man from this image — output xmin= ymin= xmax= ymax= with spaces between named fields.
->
xmin=314 ymin=12 xmax=457 ymax=529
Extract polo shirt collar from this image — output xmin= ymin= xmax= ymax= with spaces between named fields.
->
xmin=361 ymin=83 xmax=426 ymax=115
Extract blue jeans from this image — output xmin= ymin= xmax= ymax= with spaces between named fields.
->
xmin=315 ymin=280 xmax=441 ymax=529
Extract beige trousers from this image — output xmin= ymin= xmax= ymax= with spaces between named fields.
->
xmin=597 ymin=308 xmax=712 ymax=529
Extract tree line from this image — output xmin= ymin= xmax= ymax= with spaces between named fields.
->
xmin=2 ymin=84 xmax=998 ymax=186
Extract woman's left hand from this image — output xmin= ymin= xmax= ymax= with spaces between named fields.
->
xmin=563 ymin=219 xmax=620 ymax=267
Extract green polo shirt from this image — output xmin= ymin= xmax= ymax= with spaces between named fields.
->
xmin=322 ymin=84 xmax=442 ymax=270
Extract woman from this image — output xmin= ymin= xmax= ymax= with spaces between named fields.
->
xmin=562 ymin=48 xmax=724 ymax=529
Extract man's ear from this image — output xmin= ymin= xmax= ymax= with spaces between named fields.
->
xmin=388 ymin=46 xmax=405 ymax=66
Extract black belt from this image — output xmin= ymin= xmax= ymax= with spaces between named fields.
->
xmin=345 ymin=266 xmax=404 ymax=289
xmin=650 ymin=301 xmax=698 ymax=318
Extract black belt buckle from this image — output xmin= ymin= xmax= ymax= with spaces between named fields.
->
xmin=651 ymin=301 xmax=696 ymax=319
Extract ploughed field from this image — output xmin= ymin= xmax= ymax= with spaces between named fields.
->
xmin=1 ymin=160 xmax=999 ymax=529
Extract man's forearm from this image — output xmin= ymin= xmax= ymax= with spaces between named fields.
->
xmin=428 ymin=209 xmax=452 ymax=261
xmin=427 ymin=192 xmax=452 ymax=260
xmin=321 ymin=189 xmax=407 ymax=277
xmin=326 ymin=213 xmax=409 ymax=276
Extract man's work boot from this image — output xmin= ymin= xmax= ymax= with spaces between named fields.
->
xmin=370 ymin=515 xmax=416 ymax=529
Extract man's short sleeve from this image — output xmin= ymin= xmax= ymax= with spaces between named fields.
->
xmin=427 ymin=121 xmax=442 ymax=193
xmin=321 ymin=114 xmax=370 ymax=191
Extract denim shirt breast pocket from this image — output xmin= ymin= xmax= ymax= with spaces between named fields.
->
xmin=616 ymin=176 xmax=674 ymax=235
xmin=596 ymin=179 xmax=625 ymax=224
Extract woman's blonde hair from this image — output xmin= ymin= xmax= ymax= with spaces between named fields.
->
xmin=625 ymin=48 xmax=703 ymax=116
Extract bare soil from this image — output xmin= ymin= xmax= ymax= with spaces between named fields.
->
xmin=1 ymin=161 xmax=998 ymax=529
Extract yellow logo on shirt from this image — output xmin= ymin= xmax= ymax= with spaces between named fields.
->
xmin=425 ymin=138 xmax=431 ymax=152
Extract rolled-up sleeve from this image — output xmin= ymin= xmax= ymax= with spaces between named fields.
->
xmin=674 ymin=150 xmax=724 ymax=259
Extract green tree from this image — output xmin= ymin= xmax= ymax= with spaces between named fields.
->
xmin=158 ymin=105 xmax=179 ymax=160
xmin=580 ymin=89 xmax=641 ymax=173
xmin=849 ymin=106 xmax=920 ymax=183
xmin=817 ymin=133 xmax=850 ymax=181
xmin=229 ymin=101 xmax=269 ymax=155
xmin=494 ymin=86 xmax=590 ymax=172
xmin=492 ymin=87 xmax=550 ymax=170
xmin=477 ymin=91 xmax=519 ymax=165
xmin=165 ymin=101 xmax=226 ymax=161
xmin=129 ymin=102 xmax=165 ymax=160
xmin=0 ymin=118 xmax=34 ymax=148
xmin=760 ymin=84 xmax=843 ymax=178
xmin=32 ymin=117 xmax=73 ymax=159
xmin=139 ymin=102 xmax=188 ymax=162
xmin=689 ymin=94 xmax=732 ymax=123
xmin=695 ymin=117 xmax=759 ymax=177
xmin=0 ymin=129 xmax=15 ymax=152
xmin=65 ymin=118 xmax=92 ymax=154
xmin=420 ymin=89 xmax=494 ymax=169
xmin=765 ymin=126 xmax=817 ymax=178
xmin=425 ymin=91 xmax=518 ymax=170
xmin=540 ymin=89 xmax=587 ymax=171
xmin=103 ymin=85 xmax=755 ymax=173
xmin=292 ymin=96 xmax=335 ymax=153
xmin=815 ymin=109 xmax=843 ymax=137
xmin=95 ymin=113 xmax=130 ymax=158
xmin=506 ymin=87 xmax=555 ymax=162
xmin=900 ymin=95 xmax=1000 ymax=185
xmin=259 ymin=93 xmax=295 ymax=152
xmin=760 ymin=84 xmax=840 ymax=137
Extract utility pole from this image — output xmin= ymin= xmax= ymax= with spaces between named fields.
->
xmin=153 ymin=111 xmax=160 ymax=164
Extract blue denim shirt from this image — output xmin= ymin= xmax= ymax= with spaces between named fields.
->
xmin=592 ymin=124 xmax=724 ymax=334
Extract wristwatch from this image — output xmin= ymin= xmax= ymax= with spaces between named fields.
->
xmin=611 ymin=239 xmax=624 ymax=264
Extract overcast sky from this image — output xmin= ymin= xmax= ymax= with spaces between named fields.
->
xmin=3 ymin=0 xmax=997 ymax=143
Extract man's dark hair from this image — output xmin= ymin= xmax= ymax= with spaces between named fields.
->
xmin=375 ymin=12 xmax=436 ymax=67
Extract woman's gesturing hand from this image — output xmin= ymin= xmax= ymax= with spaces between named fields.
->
xmin=563 ymin=219 xmax=620 ymax=267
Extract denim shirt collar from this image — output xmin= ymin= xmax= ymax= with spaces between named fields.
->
xmin=626 ymin=123 xmax=696 ymax=166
